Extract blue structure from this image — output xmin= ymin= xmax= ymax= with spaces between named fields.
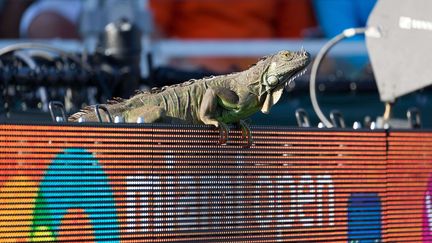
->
xmin=313 ymin=0 xmax=377 ymax=39
xmin=33 ymin=148 xmax=120 ymax=242
xmin=347 ymin=193 xmax=382 ymax=242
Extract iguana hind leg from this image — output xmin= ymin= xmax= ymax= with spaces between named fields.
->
xmin=125 ymin=105 xmax=166 ymax=123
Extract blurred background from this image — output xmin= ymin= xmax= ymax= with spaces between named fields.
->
xmin=0 ymin=0 xmax=430 ymax=128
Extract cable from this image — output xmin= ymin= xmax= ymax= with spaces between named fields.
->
xmin=0 ymin=42 xmax=92 ymax=72
xmin=0 ymin=42 xmax=113 ymax=95
xmin=13 ymin=51 xmax=37 ymax=70
xmin=27 ymin=50 xmax=57 ymax=62
xmin=309 ymin=27 xmax=369 ymax=128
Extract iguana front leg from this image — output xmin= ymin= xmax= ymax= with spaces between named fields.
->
xmin=199 ymin=87 xmax=239 ymax=144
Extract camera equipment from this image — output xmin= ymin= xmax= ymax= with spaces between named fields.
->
xmin=0 ymin=18 xmax=215 ymax=118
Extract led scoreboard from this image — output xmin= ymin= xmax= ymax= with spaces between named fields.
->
xmin=0 ymin=123 xmax=431 ymax=242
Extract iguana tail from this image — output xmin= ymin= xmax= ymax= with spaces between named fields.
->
xmin=68 ymin=97 xmax=126 ymax=122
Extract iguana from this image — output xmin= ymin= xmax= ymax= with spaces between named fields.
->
xmin=69 ymin=50 xmax=310 ymax=145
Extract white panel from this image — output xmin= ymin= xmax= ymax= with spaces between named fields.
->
xmin=366 ymin=0 xmax=432 ymax=101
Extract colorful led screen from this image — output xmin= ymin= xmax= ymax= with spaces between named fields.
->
xmin=0 ymin=124 xmax=431 ymax=242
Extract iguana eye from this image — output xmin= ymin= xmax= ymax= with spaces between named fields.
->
xmin=284 ymin=53 xmax=293 ymax=60
xmin=266 ymin=75 xmax=278 ymax=86
xmin=279 ymin=51 xmax=293 ymax=60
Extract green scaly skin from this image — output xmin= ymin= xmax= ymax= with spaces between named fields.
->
xmin=69 ymin=50 xmax=310 ymax=131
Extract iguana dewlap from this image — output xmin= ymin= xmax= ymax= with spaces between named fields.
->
xmin=69 ymin=50 xmax=310 ymax=131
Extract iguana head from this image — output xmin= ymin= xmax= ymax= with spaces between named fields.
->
xmin=250 ymin=50 xmax=310 ymax=114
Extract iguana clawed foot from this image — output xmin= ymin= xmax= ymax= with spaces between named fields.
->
xmin=215 ymin=121 xmax=253 ymax=147
xmin=217 ymin=122 xmax=229 ymax=145
xmin=238 ymin=120 xmax=253 ymax=148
